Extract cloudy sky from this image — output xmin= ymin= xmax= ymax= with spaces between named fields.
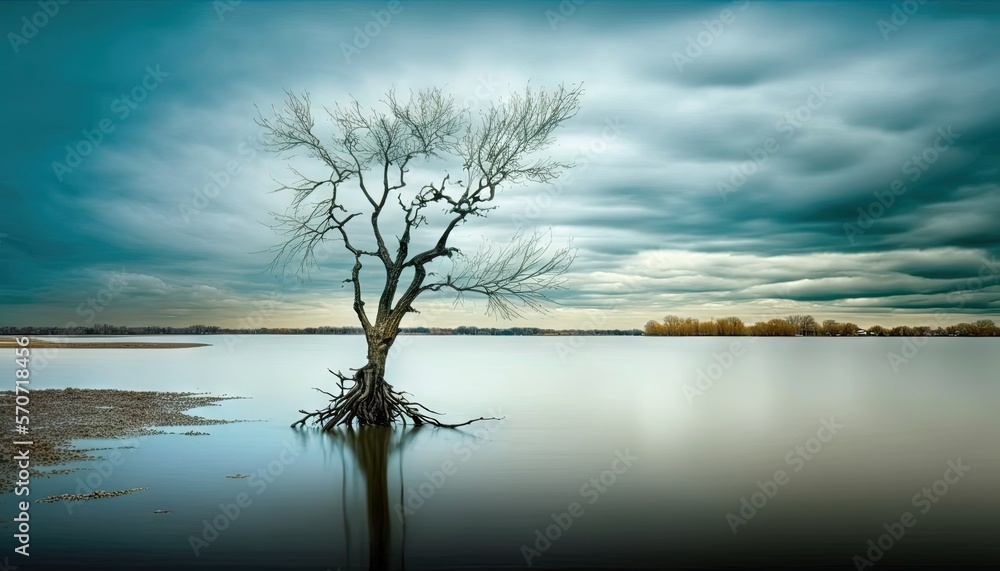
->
xmin=1 ymin=0 xmax=998 ymax=329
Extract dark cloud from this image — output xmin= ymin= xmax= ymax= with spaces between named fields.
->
xmin=1 ymin=1 xmax=998 ymax=327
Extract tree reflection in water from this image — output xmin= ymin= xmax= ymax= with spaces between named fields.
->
xmin=326 ymin=426 xmax=424 ymax=571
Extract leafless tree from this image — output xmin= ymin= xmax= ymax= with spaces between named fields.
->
xmin=256 ymin=84 xmax=582 ymax=429
xmin=787 ymin=314 xmax=818 ymax=336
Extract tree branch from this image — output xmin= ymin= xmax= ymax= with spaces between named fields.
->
xmin=420 ymin=230 xmax=576 ymax=319
xmin=258 ymin=83 xmax=583 ymax=328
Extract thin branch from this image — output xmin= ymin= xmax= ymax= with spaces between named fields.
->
xmin=421 ymin=230 xmax=576 ymax=319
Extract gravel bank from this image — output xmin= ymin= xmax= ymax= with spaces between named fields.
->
xmin=2 ymin=388 xmax=245 ymax=494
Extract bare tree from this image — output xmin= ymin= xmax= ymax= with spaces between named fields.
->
xmin=256 ymin=84 xmax=582 ymax=429
xmin=787 ymin=314 xmax=818 ymax=336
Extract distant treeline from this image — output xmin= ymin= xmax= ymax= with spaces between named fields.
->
xmin=644 ymin=315 xmax=1000 ymax=337
xmin=0 ymin=324 xmax=642 ymax=336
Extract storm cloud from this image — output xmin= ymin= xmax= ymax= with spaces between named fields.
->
xmin=1 ymin=0 xmax=998 ymax=328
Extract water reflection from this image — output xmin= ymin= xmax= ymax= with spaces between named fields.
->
xmin=323 ymin=426 xmax=424 ymax=571
xmin=5 ymin=336 xmax=998 ymax=569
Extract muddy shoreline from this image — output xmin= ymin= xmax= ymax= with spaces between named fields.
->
xmin=1 ymin=388 xmax=245 ymax=496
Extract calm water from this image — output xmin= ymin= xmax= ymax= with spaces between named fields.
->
xmin=2 ymin=335 xmax=999 ymax=570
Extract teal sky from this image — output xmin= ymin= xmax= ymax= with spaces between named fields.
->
xmin=1 ymin=0 xmax=998 ymax=329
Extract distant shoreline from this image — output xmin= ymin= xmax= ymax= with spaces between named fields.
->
xmin=0 ymin=338 xmax=210 ymax=349
xmin=0 ymin=327 xmax=644 ymax=337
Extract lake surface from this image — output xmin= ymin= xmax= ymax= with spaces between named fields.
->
xmin=2 ymin=335 xmax=998 ymax=570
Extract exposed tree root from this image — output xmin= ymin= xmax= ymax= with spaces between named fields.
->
xmin=291 ymin=367 xmax=501 ymax=430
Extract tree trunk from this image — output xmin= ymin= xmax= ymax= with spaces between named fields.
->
xmin=320 ymin=323 xmax=398 ymax=429
xmin=294 ymin=317 xmax=500 ymax=430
